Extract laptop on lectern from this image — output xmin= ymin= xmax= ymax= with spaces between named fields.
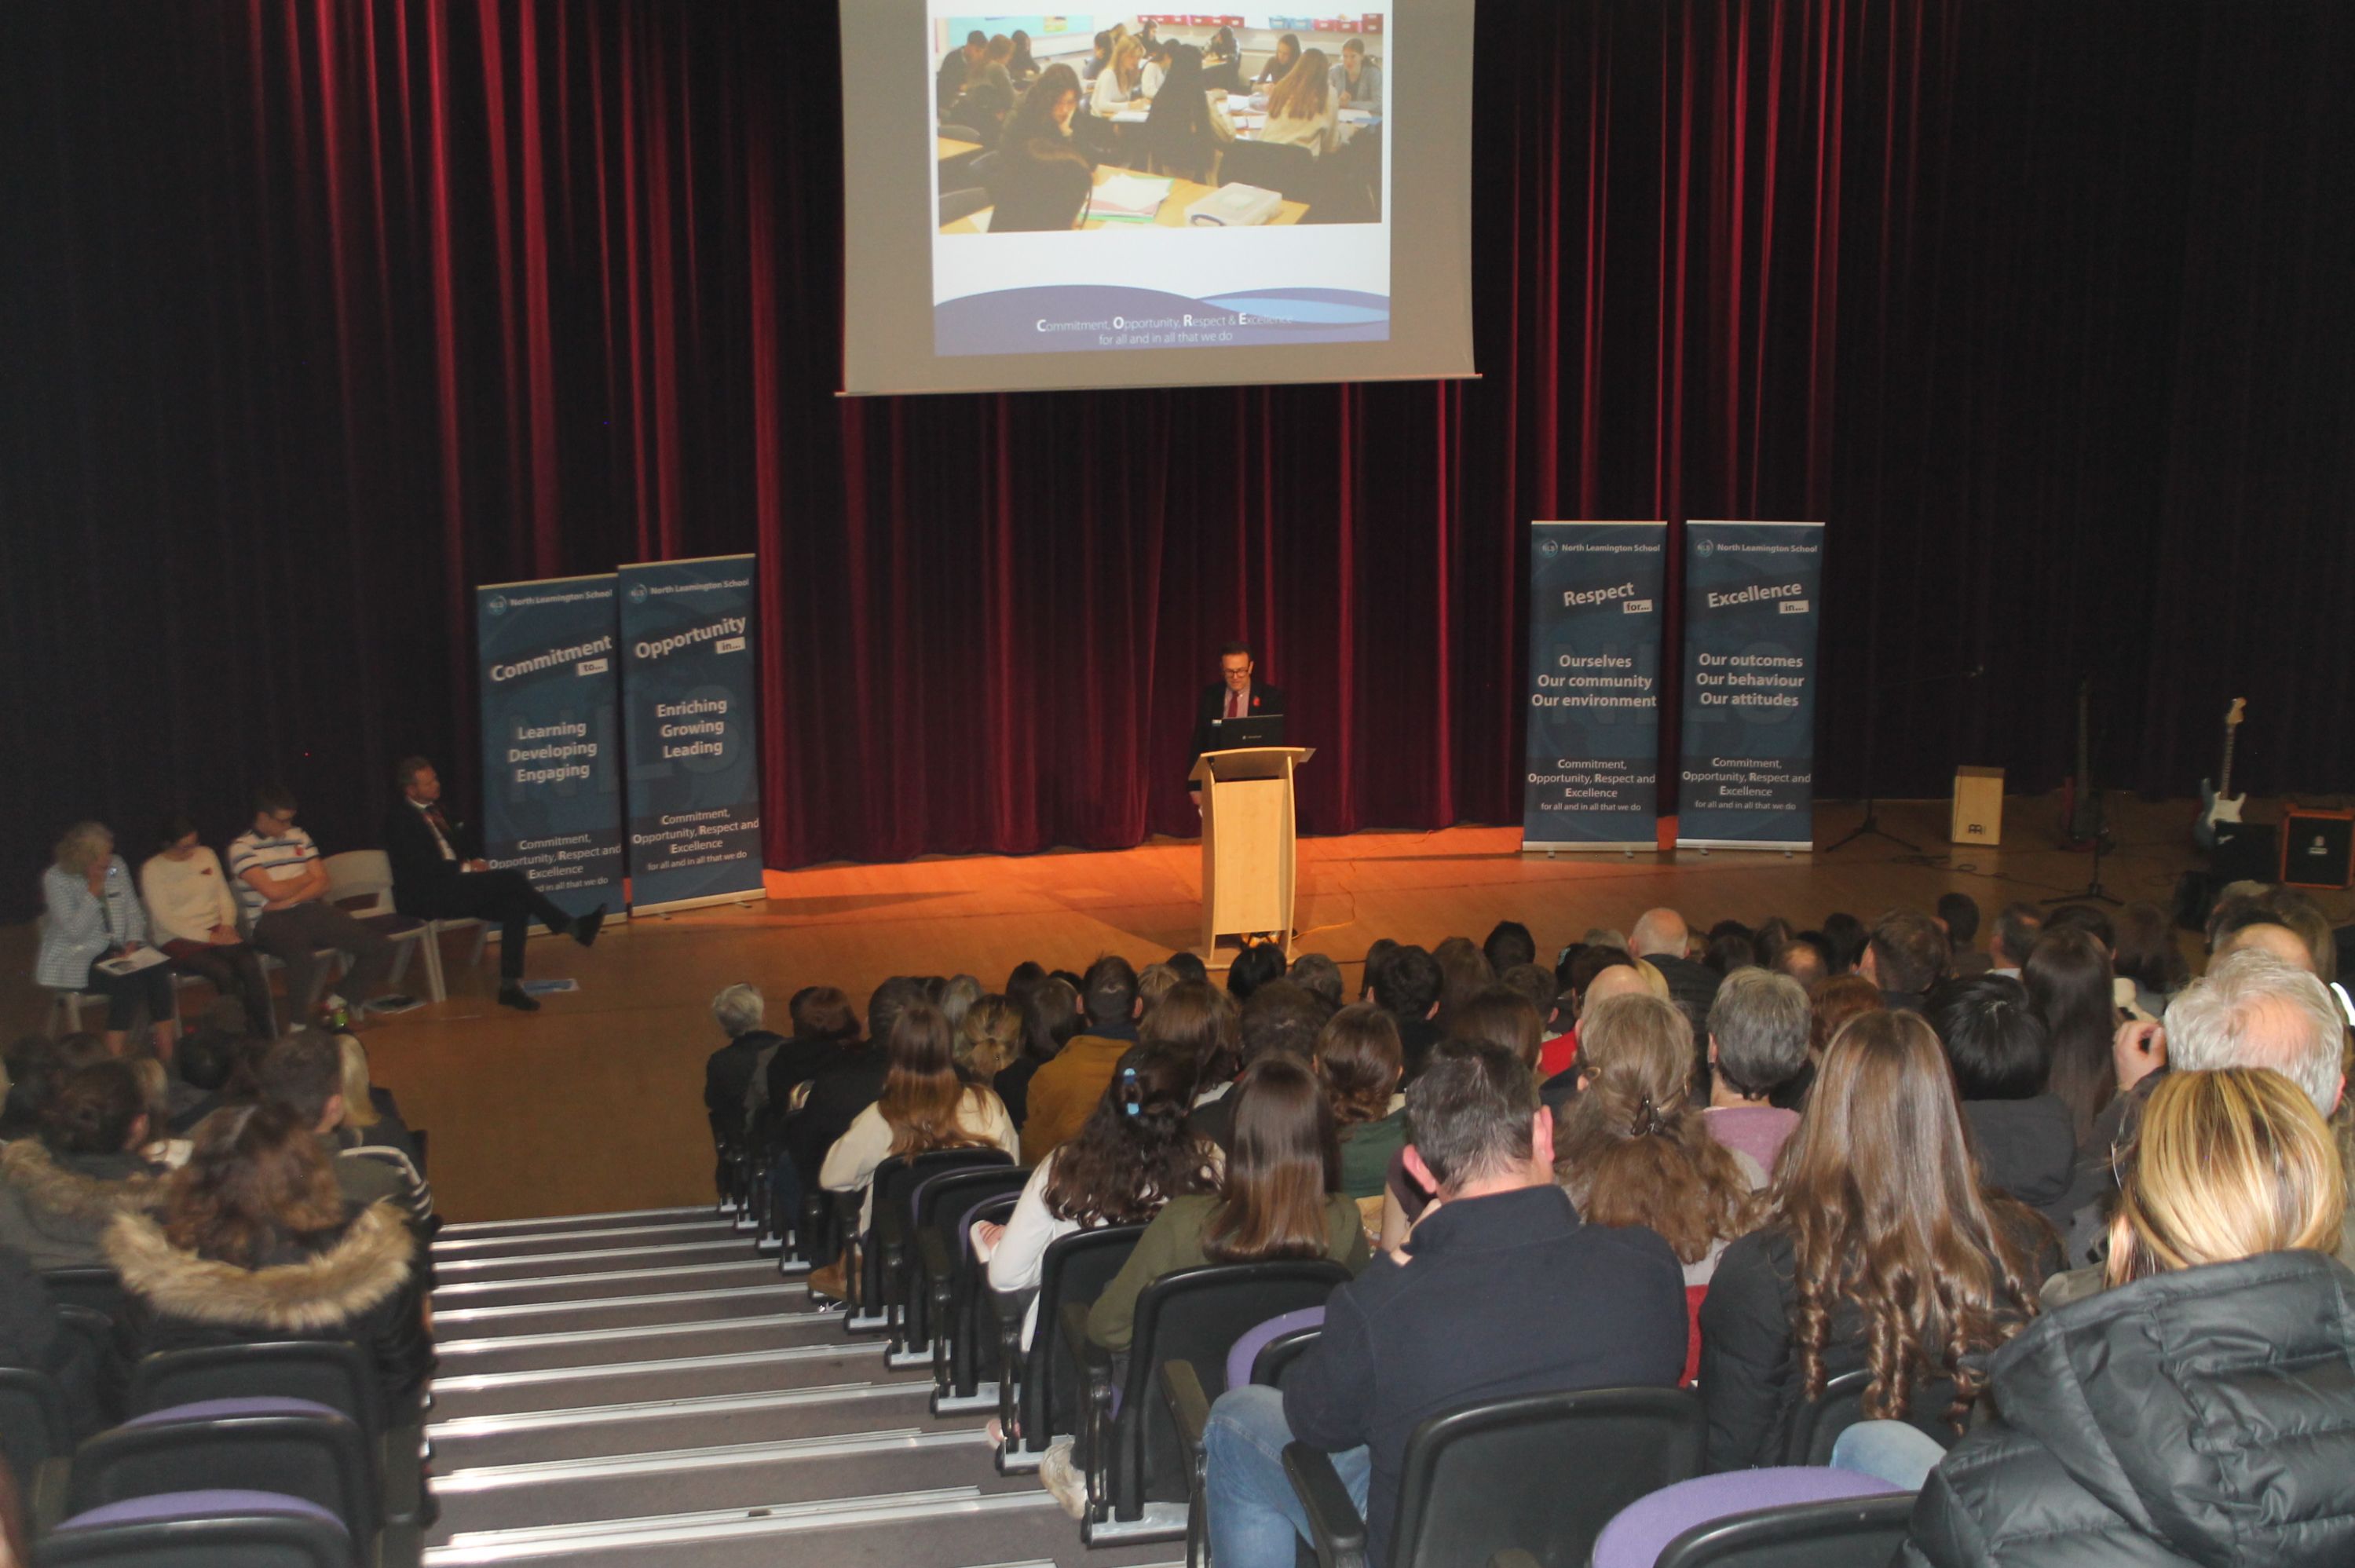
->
xmin=1209 ymin=715 xmax=1286 ymax=750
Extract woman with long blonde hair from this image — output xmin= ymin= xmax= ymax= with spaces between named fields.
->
xmin=1895 ymin=1067 xmax=2355 ymax=1566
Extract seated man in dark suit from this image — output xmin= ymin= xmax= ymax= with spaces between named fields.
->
xmin=383 ymin=757 xmax=603 ymax=1012
xmin=1189 ymin=641 xmax=1287 ymax=801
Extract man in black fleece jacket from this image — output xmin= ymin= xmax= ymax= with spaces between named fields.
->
xmin=1201 ymin=1040 xmax=1688 ymax=1568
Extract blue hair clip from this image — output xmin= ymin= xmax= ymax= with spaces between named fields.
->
xmin=1121 ymin=1065 xmax=1142 ymax=1113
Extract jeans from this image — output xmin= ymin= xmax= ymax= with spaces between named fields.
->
xmin=1204 ymin=1384 xmax=1370 ymax=1568
xmin=250 ymin=899 xmax=397 ymax=1021
xmin=1830 ymin=1419 xmax=1948 ymax=1489
xmin=163 ymin=938 xmax=279 ymax=1037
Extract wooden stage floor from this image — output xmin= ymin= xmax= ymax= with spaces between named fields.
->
xmin=5 ymin=794 xmax=2335 ymax=1222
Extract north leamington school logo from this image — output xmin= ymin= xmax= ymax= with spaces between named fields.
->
xmin=1538 ymin=538 xmax=1559 ymax=557
xmin=1695 ymin=539 xmax=1715 ymax=557
xmin=627 ymin=582 xmax=650 ymax=605
xmin=485 ymin=594 xmax=509 ymax=616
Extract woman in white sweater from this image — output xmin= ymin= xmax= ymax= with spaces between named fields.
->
xmin=820 ymin=1001 xmax=1018 ymax=1237
xmin=982 ymin=1040 xmax=1218 ymax=1348
xmin=140 ymin=816 xmax=276 ymax=1036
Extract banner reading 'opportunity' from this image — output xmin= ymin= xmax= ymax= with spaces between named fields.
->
xmin=1677 ymin=521 xmax=1825 ymax=850
xmin=618 ymin=555 xmax=764 ymax=912
xmin=1521 ymin=522 xmax=1667 ymax=850
xmin=474 ymin=575 xmax=624 ymax=918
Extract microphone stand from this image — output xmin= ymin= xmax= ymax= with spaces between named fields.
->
xmin=1823 ymin=664 xmax=1985 ymax=854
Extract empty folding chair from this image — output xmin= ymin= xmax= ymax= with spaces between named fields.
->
xmin=35 ymin=1489 xmax=353 ymax=1568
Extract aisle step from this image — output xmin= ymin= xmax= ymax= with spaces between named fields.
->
xmin=437 ymin=1205 xmax=719 ymax=1240
xmin=431 ymin=1429 xmax=1008 ymax=1532
xmin=433 ymin=1217 xmax=741 ymax=1260
xmin=433 ymin=1259 xmax=783 ymax=1305
xmin=430 ymin=1342 xmax=894 ymax=1420
xmin=429 ymin=1381 xmax=945 ymax=1469
xmin=433 ymin=1282 xmax=810 ymax=1334
xmin=438 ymin=1310 xmax=854 ymax=1374
xmin=426 ymin=1486 xmax=1138 ymax=1568
xmin=436 ymin=1237 xmax=759 ymax=1279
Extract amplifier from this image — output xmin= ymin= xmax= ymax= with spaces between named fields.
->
xmin=2279 ymin=803 xmax=2355 ymax=890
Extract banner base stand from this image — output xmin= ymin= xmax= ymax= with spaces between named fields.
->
xmin=630 ymin=888 xmax=767 ymax=918
xmin=1521 ymin=841 xmax=1651 ymax=857
xmin=1674 ymin=839 xmax=1813 ymax=854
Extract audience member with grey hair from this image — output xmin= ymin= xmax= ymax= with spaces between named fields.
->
xmin=1702 ymin=969 xmax=1809 ymax=1173
xmin=2046 ymin=947 xmax=2353 ymax=1300
xmin=704 ymin=983 xmax=786 ymax=1194
xmin=937 ymin=974 xmax=984 ymax=1033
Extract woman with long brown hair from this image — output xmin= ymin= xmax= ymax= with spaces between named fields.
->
xmin=2021 ymin=927 xmax=2119 ymax=1144
xmin=1558 ymin=994 xmax=1767 ymax=1382
xmin=1698 ymin=1010 xmax=2056 ymax=1470
xmin=105 ymin=1101 xmax=433 ymax=1409
xmin=820 ymin=1000 xmax=1017 ymax=1234
xmin=1896 ymin=1067 xmax=2355 ymax=1565
xmin=1318 ymin=1004 xmax=1406 ymax=1200
xmin=1257 ymin=46 xmax=1337 ymax=156
xmin=1084 ymin=1055 xmax=1367 ymax=1354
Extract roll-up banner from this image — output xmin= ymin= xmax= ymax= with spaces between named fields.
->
xmin=1676 ymin=521 xmax=1825 ymax=850
xmin=474 ymin=575 xmax=625 ymax=918
xmin=617 ymin=554 xmax=765 ymax=914
xmin=1520 ymin=522 xmax=1669 ymax=852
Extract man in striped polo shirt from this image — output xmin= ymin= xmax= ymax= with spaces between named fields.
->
xmin=229 ymin=785 xmax=400 ymax=1029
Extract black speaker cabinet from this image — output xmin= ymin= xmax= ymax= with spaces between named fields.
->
xmin=2280 ymin=804 xmax=2355 ymax=890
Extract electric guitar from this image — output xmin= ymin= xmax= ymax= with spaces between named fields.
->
xmin=2192 ymin=697 xmax=2247 ymax=850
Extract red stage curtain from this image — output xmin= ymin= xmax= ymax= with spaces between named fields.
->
xmin=2 ymin=2 xmax=2350 ymax=903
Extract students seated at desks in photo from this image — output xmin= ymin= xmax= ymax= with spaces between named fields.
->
xmin=938 ymin=28 xmax=986 ymax=119
xmin=1141 ymin=45 xmax=1235 ymax=183
xmin=1081 ymin=29 xmax=1114 ymax=82
xmin=1007 ymin=29 xmax=1040 ymax=90
xmin=1328 ymin=36 xmax=1382 ymax=111
xmin=992 ymin=64 xmax=1095 ymax=232
xmin=945 ymin=33 xmax=1017 ymax=137
xmin=1203 ymin=27 xmax=1247 ymax=94
xmin=1255 ymin=31 xmax=1303 ymax=87
xmin=1141 ymin=38 xmax=1176 ymax=101
xmin=1260 ymin=47 xmax=1339 ymax=157
xmin=1092 ymin=35 xmax=1148 ymax=118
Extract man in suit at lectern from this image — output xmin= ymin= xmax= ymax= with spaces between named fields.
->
xmin=1190 ymin=642 xmax=1287 ymax=806
xmin=383 ymin=757 xmax=605 ymax=1012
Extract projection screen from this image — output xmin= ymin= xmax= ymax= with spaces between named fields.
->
xmin=840 ymin=5 xmax=1476 ymax=396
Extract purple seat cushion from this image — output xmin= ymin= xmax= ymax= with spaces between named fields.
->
xmin=126 ymin=1396 xmax=342 ymax=1427
xmin=1224 ymin=1307 xmax=1326 ymax=1390
xmin=58 ymin=1489 xmax=347 ymax=1533
xmin=1591 ymin=1467 xmax=1903 ymax=1568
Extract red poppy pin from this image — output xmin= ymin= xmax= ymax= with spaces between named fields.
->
xmin=1251 ymin=696 xmax=1261 ymax=708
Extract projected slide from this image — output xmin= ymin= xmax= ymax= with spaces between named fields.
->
xmin=929 ymin=9 xmax=1393 ymax=358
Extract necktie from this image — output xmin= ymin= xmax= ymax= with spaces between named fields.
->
xmin=1227 ymin=689 xmax=1242 ymax=719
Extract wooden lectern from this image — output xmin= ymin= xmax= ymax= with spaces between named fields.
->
xmin=1189 ymin=747 xmax=1315 ymax=965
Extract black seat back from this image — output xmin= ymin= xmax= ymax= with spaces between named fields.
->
xmin=1114 ymin=1260 xmax=1351 ymax=1515
xmin=35 ymin=1509 xmax=354 ymax=1568
xmin=0 ymin=1364 xmax=74 ymax=1475
xmin=68 ymin=1406 xmax=378 ymax=1543
xmin=1023 ymin=1223 xmax=1147 ymax=1445
xmin=40 ymin=1266 xmax=126 ymax=1318
xmin=1654 ymin=1492 xmax=1920 ymax=1568
xmin=1783 ymin=1368 xmax=1874 ymax=1466
xmin=127 ymin=1343 xmax=384 ymax=1439
xmin=1388 ymin=1386 xmax=1706 ymax=1568
xmin=916 ymin=1166 xmax=1031 ymax=1247
xmin=875 ymin=1149 xmax=1013 ymax=1309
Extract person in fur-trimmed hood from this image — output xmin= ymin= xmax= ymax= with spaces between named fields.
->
xmin=0 ymin=1060 xmax=166 ymax=1270
xmin=105 ymin=1100 xmax=434 ymax=1414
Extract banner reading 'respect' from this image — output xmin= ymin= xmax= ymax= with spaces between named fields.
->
xmin=618 ymin=555 xmax=764 ymax=913
xmin=1676 ymin=522 xmax=1824 ymax=850
xmin=474 ymin=576 xmax=625 ymax=917
xmin=1521 ymin=522 xmax=1667 ymax=851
